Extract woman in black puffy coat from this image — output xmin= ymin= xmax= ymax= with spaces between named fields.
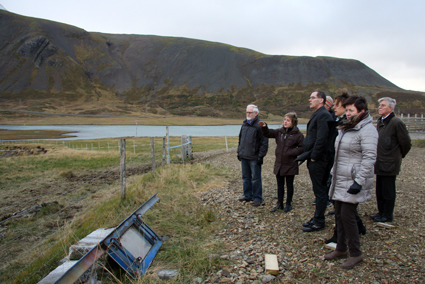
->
xmin=259 ymin=112 xmax=304 ymax=212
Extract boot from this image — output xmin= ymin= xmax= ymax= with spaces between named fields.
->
xmin=324 ymin=250 xmax=348 ymax=260
xmin=324 ymin=229 xmax=337 ymax=244
xmin=283 ymin=204 xmax=293 ymax=212
xmin=370 ymin=212 xmax=381 ymax=220
xmin=270 ymin=203 xmax=283 ymax=212
xmin=341 ymin=255 xmax=363 ymax=269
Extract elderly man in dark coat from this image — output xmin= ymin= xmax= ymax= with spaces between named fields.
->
xmin=371 ymin=97 xmax=411 ymax=222
xmin=237 ymin=104 xmax=269 ymax=207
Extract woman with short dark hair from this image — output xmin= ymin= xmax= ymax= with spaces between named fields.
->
xmin=324 ymin=95 xmax=378 ymax=269
xmin=259 ymin=112 xmax=304 ymax=213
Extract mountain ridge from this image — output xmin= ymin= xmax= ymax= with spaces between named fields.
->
xmin=1 ymin=9 xmax=423 ymax=119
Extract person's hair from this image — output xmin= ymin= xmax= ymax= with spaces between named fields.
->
xmin=284 ymin=112 xmax=298 ymax=127
xmin=378 ymin=97 xmax=396 ymax=109
xmin=247 ymin=104 xmax=259 ymax=114
xmin=343 ymin=95 xmax=368 ymax=112
xmin=316 ymin=91 xmax=326 ymax=105
xmin=334 ymin=91 xmax=350 ymax=106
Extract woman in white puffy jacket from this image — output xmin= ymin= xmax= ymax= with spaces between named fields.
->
xmin=324 ymin=95 xmax=378 ymax=269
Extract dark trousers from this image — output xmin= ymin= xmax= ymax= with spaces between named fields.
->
xmin=376 ymin=175 xmax=396 ymax=219
xmin=307 ymin=159 xmax=328 ymax=226
xmin=276 ymin=175 xmax=295 ymax=207
xmin=332 ymin=209 xmax=365 ymax=234
xmin=335 ymin=201 xmax=361 ymax=257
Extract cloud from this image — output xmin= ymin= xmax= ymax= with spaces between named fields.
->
xmin=2 ymin=0 xmax=425 ymax=91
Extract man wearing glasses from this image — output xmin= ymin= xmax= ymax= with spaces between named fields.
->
xmin=237 ymin=104 xmax=269 ymax=207
xmin=296 ymin=91 xmax=333 ymax=232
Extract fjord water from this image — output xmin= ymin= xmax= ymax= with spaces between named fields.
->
xmin=0 ymin=124 xmax=306 ymax=140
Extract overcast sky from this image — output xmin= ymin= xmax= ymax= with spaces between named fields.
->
xmin=2 ymin=0 xmax=424 ymax=92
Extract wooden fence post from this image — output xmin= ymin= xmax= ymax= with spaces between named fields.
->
xmin=120 ymin=138 xmax=126 ymax=200
xmin=151 ymin=137 xmax=156 ymax=173
xmin=162 ymin=137 xmax=166 ymax=165
xmin=181 ymin=135 xmax=187 ymax=163
xmin=166 ymin=126 xmax=170 ymax=164
xmin=225 ymin=136 xmax=229 ymax=152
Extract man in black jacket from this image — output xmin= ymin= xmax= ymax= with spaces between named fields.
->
xmin=371 ymin=97 xmax=411 ymax=222
xmin=297 ymin=91 xmax=333 ymax=232
xmin=237 ymin=104 xmax=269 ymax=207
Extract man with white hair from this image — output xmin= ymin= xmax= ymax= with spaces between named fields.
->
xmin=371 ymin=97 xmax=411 ymax=222
xmin=237 ymin=104 xmax=269 ymax=207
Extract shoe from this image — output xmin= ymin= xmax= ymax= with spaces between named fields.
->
xmin=252 ymin=199 xmax=263 ymax=207
xmin=283 ymin=205 xmax=293 ymax=212
xmin=302 ymin=223 xmax=325 ymax=232
xmin=238 ymin=197 xmax=253 ymax=202
xmin=270 ymin=204 xmax=283 ymax=212
xmin=324 ymin=250 xmax=348 ymax=260
xmin=370 ymin=212 xmax=381 ymax=220
xmin=324 ymin=231 xmax=337 ymax=244
xmin=341 ymin=255 xmax=363 ymax=269
xmin=374 ymin=216 xmax=393 ymax=222
xmin=302 ymin=219 xmax=314 ymax=227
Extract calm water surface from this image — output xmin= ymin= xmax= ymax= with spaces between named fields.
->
xmin=0 ymin=124 xmax=306 ymax=140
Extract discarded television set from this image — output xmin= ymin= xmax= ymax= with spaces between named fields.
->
xmin=102 ymin=207 xmax=162 ymax=278
xmin=53 ymin=193 xmax=162 ymax=283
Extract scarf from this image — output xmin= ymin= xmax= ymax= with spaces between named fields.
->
xmin=339 ymin=111 xmax=369 ymax=130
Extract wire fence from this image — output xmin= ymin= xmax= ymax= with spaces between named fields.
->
xmin=0 ymin=135 xmax=237 ymax=282
xmin=400 ymin=113 xmax=425 ymax=132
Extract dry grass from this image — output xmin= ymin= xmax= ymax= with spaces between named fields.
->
xmin=0 ymin=138 xmax=233 ymax=283
xmin=0 ymin=112 xmax=285 ymax=126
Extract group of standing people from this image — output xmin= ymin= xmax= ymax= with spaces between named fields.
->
xmin=237 ymin=91 xmax=411 ymax=269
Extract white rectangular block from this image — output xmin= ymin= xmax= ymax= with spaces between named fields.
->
xmin=377 ymin=222 xmax=396 ymax=228
xmin=265 ymin=254 xmax=279 ymax=275
xmin=325 ymin=242 xmax=337 ymax=250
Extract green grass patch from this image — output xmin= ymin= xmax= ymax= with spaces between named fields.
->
xmin=412 ymin=139 xmax=425 ymax=148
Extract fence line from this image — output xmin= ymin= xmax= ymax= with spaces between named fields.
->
xmin=400 ymin=113 xmax=425 ymax=132
xmin=0 ymin=134 xmax=237 ymax=282
xmin=0 ymin=136 xmax=232 ymax=159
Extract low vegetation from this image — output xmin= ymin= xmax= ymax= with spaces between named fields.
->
xmin=1 ymin=134 xmax=424 ymax=283
xmin=0 ymin=137 xmax=238 ymax=283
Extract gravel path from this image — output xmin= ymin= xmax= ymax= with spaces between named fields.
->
xmin=196 ymin=143 xmax=425 ymax=283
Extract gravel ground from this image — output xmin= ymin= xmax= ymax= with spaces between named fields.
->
xmin=195 ymin=143 xmax=425 ymax=283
